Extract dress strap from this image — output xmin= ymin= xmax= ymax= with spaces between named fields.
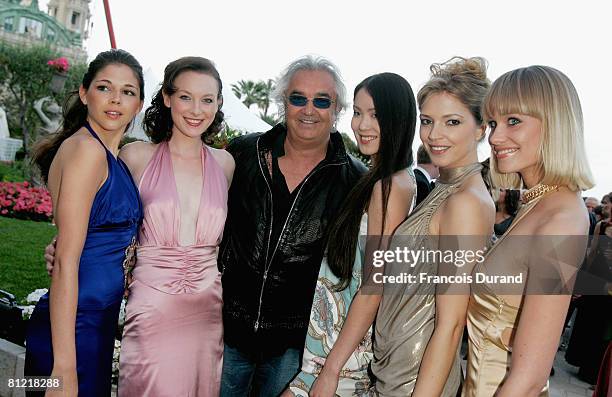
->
xmin=83 ymin=121 xmax=115 ymax=158
xmin=84 ymin=121 xmax=103 ymax=144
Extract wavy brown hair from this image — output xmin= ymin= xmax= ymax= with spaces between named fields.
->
xmin=143 ymin=57 xmax=224 ymax=144
xmin=418 ymin=56 xmax=490 ymax=135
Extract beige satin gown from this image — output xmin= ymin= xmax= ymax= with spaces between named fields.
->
xmin=463 ymin=196 xmax=550 ymax=397
xmin=371 ymin=163 xmax=481 ymax=396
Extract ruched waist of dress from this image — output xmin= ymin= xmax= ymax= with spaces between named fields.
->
xmin=132 ymin=245 xmax=220 ymax=294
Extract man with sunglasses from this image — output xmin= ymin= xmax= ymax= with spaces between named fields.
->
xmin=219 ymin=55 xmax=366 ymax=396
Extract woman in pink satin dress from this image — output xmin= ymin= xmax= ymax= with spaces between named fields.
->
xmin=117 ymin=57 xmax=235 ymax=396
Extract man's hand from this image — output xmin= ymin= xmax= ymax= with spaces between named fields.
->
xmin=45 ymin=236 xmax=57 ymax=276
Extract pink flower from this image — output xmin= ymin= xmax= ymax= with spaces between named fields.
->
xmin=0 ymin=181 xmax=52 ymax=221
xmin=47 ymin=57 xmax=70 ymax=73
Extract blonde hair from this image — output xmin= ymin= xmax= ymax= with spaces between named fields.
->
xmin=418 ymin=57 xmax=490 ymax=130
xmin=484 ymin=65 xmax=594 ymax=191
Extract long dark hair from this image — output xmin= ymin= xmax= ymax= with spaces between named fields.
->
xmin=143 ymin=57 xmax=224 ymax=144
xmin=327 ymin=73 xmax=416 ymax=290
xmin=32 ymin=49 xmax=144 ymax=183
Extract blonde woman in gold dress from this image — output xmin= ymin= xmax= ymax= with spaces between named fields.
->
xmin=463 ymin=66 xmax=595 ymax=397
xmin=369 ymin=57 xmax=495 ymax=397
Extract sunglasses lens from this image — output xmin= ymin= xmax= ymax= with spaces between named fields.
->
xmin=288 ymin=95 xmax=308 ymax=107
xmin=313 ymin=98 xmax=332 ymax=109
xmin=288 ymin=95 xmax=333 ymax=109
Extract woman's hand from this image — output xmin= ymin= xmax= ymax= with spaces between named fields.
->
xmin=45 ymin=236 xmax=57 ymax=276
xmin=310 ymin=367 xmax=340 ymax=397
xmin=124 ymin=272 xmax=133 ymax=298
xmin=45 ymin=366 xmax=77 ymax=397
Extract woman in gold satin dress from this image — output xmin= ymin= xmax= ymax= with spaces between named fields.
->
xmin=463 ymin=66 xmax=595 ymax=397
xmin=369 ymin=58 xmax=495 ymax=397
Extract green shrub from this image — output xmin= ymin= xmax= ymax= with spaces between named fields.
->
xmin=0 ymin=217 xmax=54 ymax=302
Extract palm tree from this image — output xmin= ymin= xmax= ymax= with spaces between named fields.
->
xmin=232 ymin=79 xmax=280 ymax=125
xmin=254 ymin=79 xmax=275 ymax=118
xmin=231 ymin=80 xmax=260 ymax=110
xmin=259 ymin=113 xmax=278 ymax=126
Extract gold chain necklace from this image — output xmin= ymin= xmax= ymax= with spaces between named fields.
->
xmin=522 ymin=184 xmax=559 ymax=204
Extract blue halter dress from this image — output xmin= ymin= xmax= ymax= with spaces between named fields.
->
xmin=25 ymin=122 xmax=142 ymax=396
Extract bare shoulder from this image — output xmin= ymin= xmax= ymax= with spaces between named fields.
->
xmin=120 ymin=140 xmax=156 ymax=156
xmin=446 ymin=184 xmax=494 ymax=216
xmin=370 ymin=171 xmax=415 ymax=220
xmin=52 ymin=130 xmax=108 ymax=188
xmin=391 ymin=170 xmax=416 ymax=196
xmin=456 ymin=173 xmax=494 ymax=209
xmin=441 ymin=184 xmax=495 ymax=235
xmin=119 ymin=141 xmax=156 ymax=166
xmin=368 ymin=172 xmax=415 ymax=234
xmin=209 ymin=146 xmax=235 ymax=166
xmin=118 ymin=141 xmax=157 ymax=181
xmin=534 ymin=190 xmax=589 ymax=236
xmin=371 ymin=170 xmax=415 ymax=203
xmin=208 ymin=146 xmax=235 ymax=184
xmin=57 ymin=130 xmax=106 ymax=164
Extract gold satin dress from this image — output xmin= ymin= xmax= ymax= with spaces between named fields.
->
xmin=371 ymin=163 xmax=482 ymax=396
xmin=463 ymin=198 xmax=549 ymax=397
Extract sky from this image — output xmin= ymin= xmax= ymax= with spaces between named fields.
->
xmin=42 ymin=0 xmax=611 ymax=199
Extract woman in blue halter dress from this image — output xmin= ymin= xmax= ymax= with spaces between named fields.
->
xmin=26 ymin=50 xmax=145 ymax=397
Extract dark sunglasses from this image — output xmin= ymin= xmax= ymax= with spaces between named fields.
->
xmin=287 ymin=94 xmax=335 ymax=109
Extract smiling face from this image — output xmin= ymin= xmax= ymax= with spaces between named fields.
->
xmin=419 ymin=92 xmax=483 ymax=169
xmin=79 ymin=63 xmax=143 ymax=135
xmin=163 ymin=70 xmax=221 ymax=140
xmin=488 ymin=112 xmax=543 ymax=187
xmin=285 ymin=69 xmax=337 ymax=145
xmin=351 ymin=88 xmax=380 ymax=157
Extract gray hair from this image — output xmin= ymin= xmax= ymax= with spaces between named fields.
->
xmin=272 ymin=55 xmax=347 ymax=122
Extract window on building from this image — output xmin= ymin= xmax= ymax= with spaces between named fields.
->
xmin=46 ymin=28 xmax=55 ymax=42
xmin=71 ymin=12 xmax=80 ymax=26
xmin=18 ymin=17 xmax=43 ymax=38
xmin=3 ymin=17 xmax=14 ymax=32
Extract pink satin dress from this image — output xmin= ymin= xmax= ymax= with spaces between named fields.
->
xmin=119 ymin=141 xmax=227 ymax=397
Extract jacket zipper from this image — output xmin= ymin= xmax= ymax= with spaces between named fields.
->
xmin=253 ymin=142 xmax=346 ymax=331
xmin=255 ymin=137 xmax=274 ymax=331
